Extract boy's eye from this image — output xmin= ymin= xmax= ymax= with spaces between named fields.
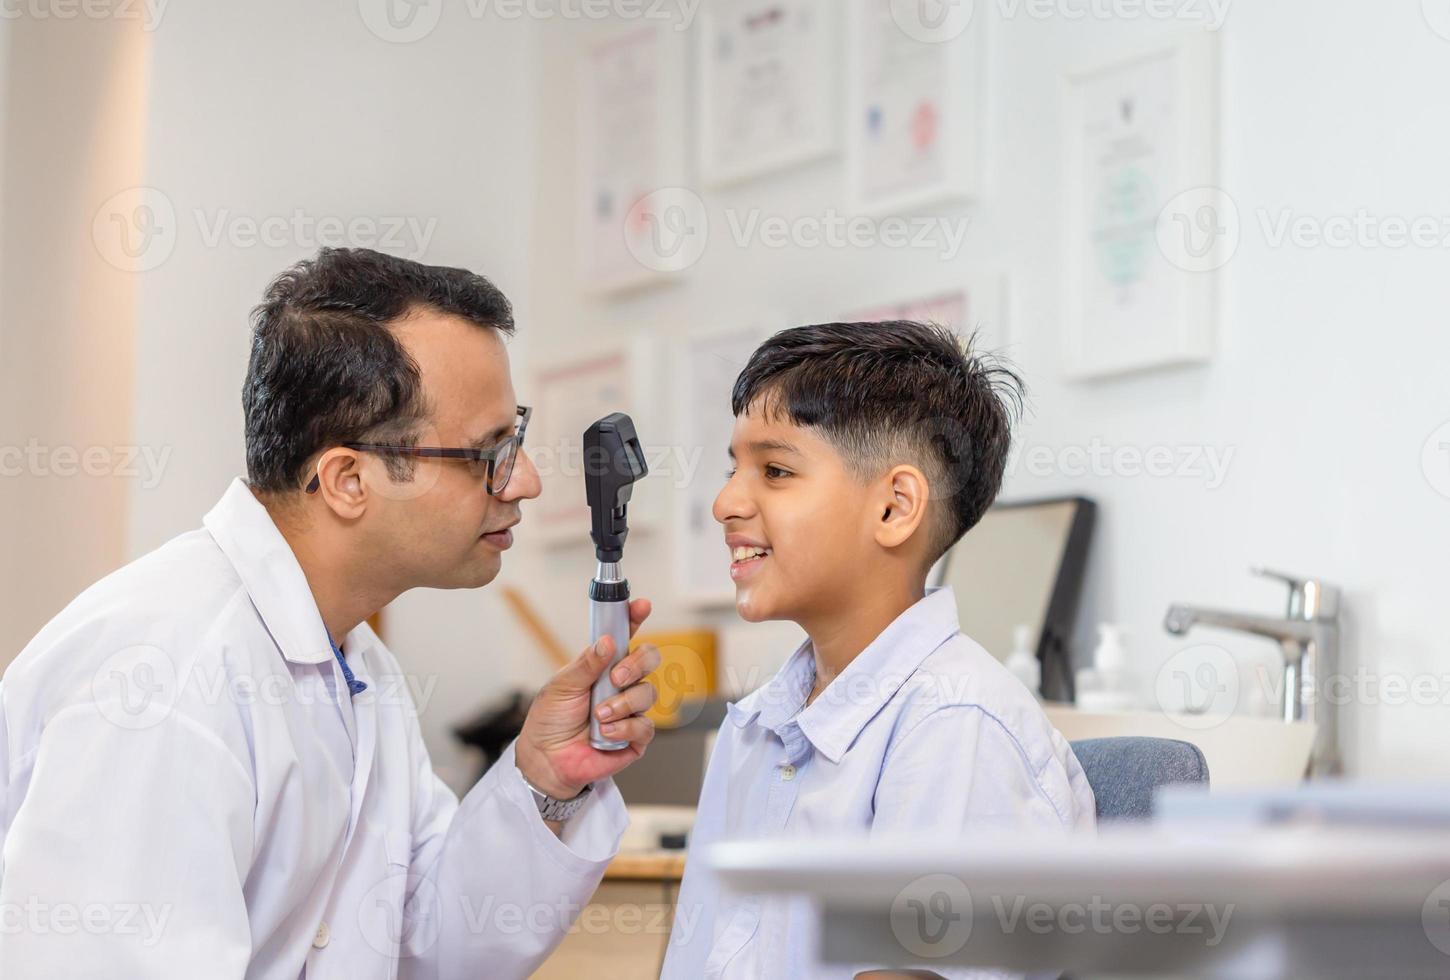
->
xmin=764 ymin=465 xmax=791 ymax=479
xmin=724 ymin=468 xmax=737 ymax=479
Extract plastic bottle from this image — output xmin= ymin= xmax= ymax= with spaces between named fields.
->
xmin=1074 ymin=624 xmax=1139 ymax=711
xmin=1004 ymin=624 xmax=1041 ymax=699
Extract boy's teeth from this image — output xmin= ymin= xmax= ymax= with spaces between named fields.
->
xmin=731 ymin=546 xmax=771 ymax=562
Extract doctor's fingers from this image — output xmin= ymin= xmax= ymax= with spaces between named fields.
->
xmin=595 ymin=673 xmax=658 ymax=722
xmin=608 ymin=641 xmax=662 ymax=689
xmin=627 ymin=597 xmax=652 ymax=638
xmin=596 ymin=713 xmax=655 ymax=747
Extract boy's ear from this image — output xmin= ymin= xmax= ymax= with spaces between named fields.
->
xmin=873 ymin=464 xmax=930 ymax=552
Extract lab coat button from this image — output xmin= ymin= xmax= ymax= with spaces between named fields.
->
xmin=313 ymin=921 xmax=330 ymax=949
xmin=779 ymin=764 xmax=796 ymax=781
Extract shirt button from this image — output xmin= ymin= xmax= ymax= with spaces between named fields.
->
xmin=313 ymin=921 xmax=330 ymax=949
xmin=779 ymin=764 xmax=796 ymax=781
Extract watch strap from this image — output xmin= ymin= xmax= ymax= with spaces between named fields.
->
xmin=519 ymin=770 xmax=592 ymax=822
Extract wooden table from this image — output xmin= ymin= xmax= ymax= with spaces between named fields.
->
xmin=531 ymin=850 xmax=686 ymax=978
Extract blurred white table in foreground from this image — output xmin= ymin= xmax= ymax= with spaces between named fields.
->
xmin=708 ymin=827 xmax=1450 ymax=978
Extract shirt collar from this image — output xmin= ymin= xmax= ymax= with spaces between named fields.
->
xmin=203 ymin=477 xmax=357 ymax=667
xmin=725 ymin=636 xmax=815 ymax=733
xmin=726 ymin=587 xmax=962 ymax=764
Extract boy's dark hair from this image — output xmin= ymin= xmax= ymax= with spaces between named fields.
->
xmin=731 ymin=320 xmax=1024 ymax=567
xmin=243 ymin=247 xmax=515 ymax=494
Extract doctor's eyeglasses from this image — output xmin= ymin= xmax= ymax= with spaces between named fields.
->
xmin=305 ymin=405 xmax=532 ymax=498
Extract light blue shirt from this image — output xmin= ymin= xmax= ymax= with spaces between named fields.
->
xmin=662 ymin=587 xmax=1096 ymax=980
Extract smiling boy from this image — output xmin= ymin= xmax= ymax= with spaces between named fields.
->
xmin=662 ymin=321 xmax=1095 ymax=980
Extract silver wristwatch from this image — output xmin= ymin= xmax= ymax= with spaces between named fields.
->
xmin=519 ymin=770 xmax=592 ymax=822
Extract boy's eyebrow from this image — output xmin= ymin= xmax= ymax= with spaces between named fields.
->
xmin=728 ymin=438 xmax=803 ymax=460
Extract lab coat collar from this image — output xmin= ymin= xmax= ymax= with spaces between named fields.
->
xmin=203 ymin=477 xmax=337 ymax=667
xmin=727 ymin=587 xmax=962 ymax=765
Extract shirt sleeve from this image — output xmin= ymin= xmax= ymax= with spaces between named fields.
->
xmin=0 ymin=703 xmax=256 ymax=978
xmin=395 ymin=734 xmax=629 ymax=980
xmin=865 ymin=705 xmax=1085 ymax=980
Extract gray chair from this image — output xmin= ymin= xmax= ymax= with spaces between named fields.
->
xmin=1070 ymin=736 xmax=1209 ymax=822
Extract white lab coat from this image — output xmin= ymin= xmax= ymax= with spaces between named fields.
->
xmin=0 ymin=478 xmax=627 ymax=979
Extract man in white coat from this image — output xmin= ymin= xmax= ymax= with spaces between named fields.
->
xmin=0 ymin=248 xmax=662 ymax=978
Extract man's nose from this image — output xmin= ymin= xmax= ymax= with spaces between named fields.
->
xmin=500 ymin=447 xmax=542 ymax=502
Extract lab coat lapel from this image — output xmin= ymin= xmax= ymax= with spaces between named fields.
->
xmin=203 ymin=478 xmax=334 ymax=668
xmin=342 ymin=630 xmax=378 ymax=832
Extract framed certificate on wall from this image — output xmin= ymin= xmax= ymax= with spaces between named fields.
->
xmin=697 ymin=0 xmax=838 ymax=186
xmin=846 ymin=0 xmax=989 ymax=214
xmin=1061 ymin=32 xmax=1225 ymax=380
xmin=578 ymin=26 xmax=688 ymax=293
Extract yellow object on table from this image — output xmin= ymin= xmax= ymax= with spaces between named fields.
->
xmin=631 ymin=629 xmax=716 ymax=728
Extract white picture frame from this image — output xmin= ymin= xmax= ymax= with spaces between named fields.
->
xmin=1061 ymin=32 xmax=1222 ymax=380
xmin=846 ymin=0 xmax=990 ymax=215
xmin=577 ymin=25 xmax=689 ymax=294
xmin=696 ymin=0 xmax=838 ymax=187
xmin=532 ymin=335 xmax=662 ymax=546
xmin=671 ymin=322 xmax=775 ymax=607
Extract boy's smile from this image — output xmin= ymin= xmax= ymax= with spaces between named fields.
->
xmin=726 ymin=533 xmax=772 ymax=581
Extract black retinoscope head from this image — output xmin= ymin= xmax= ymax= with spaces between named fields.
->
xmin=583 ymin=413 xmax=648 ymax=563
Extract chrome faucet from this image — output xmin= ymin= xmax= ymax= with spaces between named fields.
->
xmin=1164 ymin=568 xmax=1341 ymax=776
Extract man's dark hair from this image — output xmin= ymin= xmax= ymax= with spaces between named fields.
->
xmin=243 ymin=247 xmax=515 ymax=494
xmin=730 ymin=320 xmax=1024 ymax=567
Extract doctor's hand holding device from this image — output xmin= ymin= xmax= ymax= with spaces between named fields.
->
xmin=584 ymin=412 xmax=649 ymax=750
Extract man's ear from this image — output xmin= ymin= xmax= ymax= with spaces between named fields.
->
xmin=313 ymin=448 xmax=369 ymax=519
xmin=873 ymin=464 xmax=930 ymax=551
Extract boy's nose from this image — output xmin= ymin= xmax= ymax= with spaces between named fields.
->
xmin=712 ymin=472 xmax=754 ymax=525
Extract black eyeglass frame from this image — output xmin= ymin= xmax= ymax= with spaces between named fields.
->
xmin=305 ymin=405 xmax=532 ymax=497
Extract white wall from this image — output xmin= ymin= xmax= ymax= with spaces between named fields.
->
xmin=521 ymin=1 xmax=1450 ymax=779
xmin=0 ymin=16 xmax=148 ymax=665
